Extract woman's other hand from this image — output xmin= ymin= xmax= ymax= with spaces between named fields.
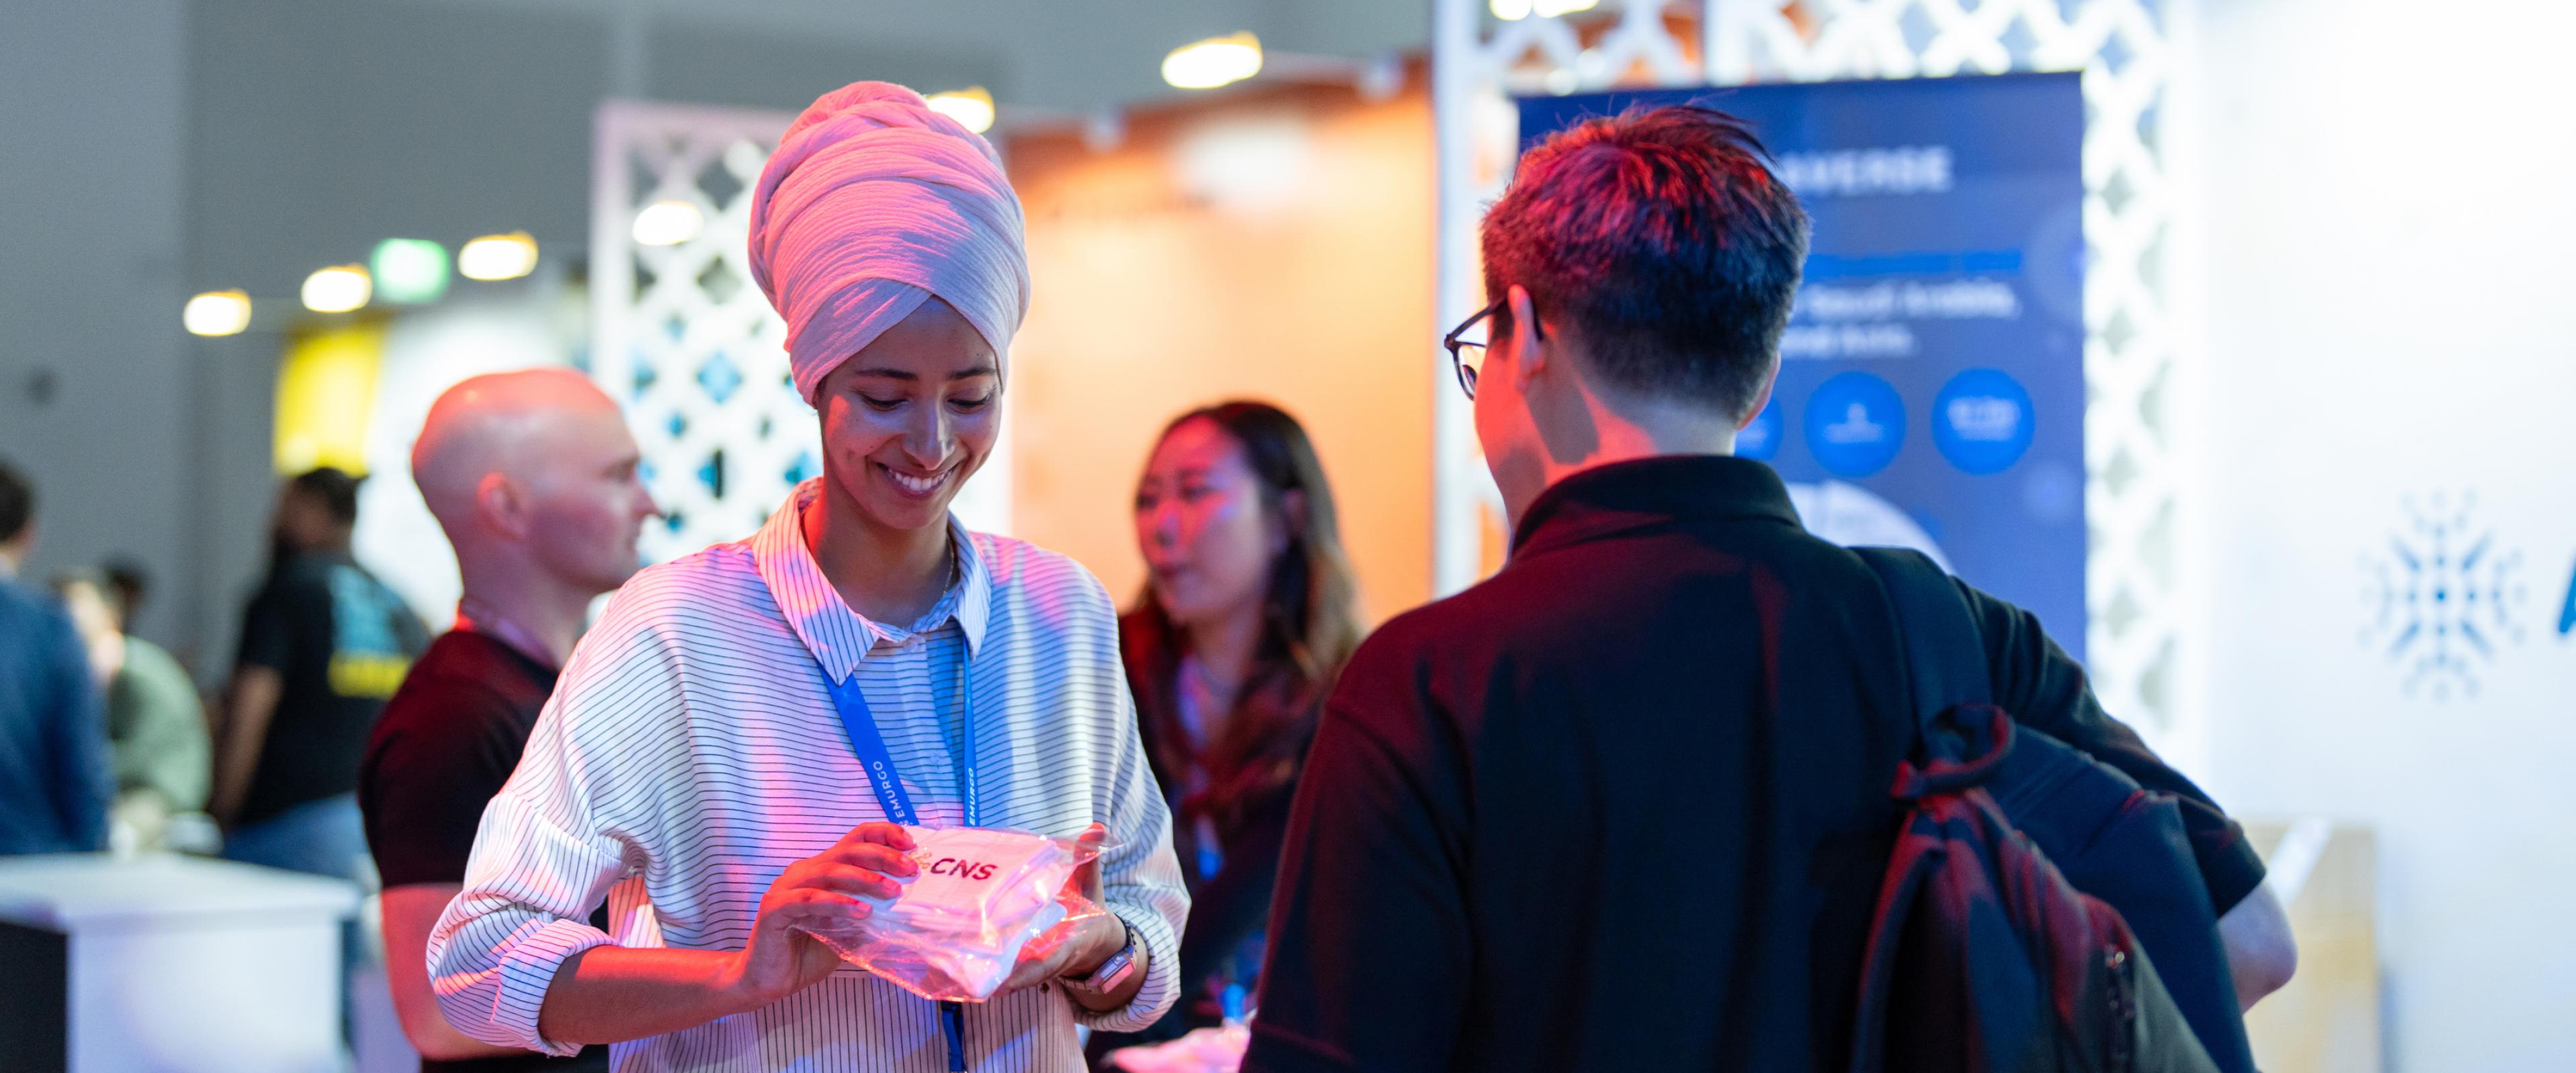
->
xmin=728 ymin=822 xmax=917 ymax=1006
xmin=1000 ymin=823 xmax=1125 ymax=1002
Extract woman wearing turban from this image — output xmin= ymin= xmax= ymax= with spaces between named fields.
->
xmin=428 ymin=83 xmax=1187 ymax=1071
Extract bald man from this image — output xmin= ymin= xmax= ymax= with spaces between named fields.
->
xmin=360 ymin=370 xmax=657 ymax=1072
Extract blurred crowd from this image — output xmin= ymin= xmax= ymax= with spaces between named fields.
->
xmin=0 ymin=461 xmax=426 ymax=862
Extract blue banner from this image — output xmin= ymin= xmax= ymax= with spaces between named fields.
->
xmin=1520 ymin=73 xmax=2089 ymax=655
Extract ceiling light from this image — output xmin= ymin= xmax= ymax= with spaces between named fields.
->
xmin=631 ymin=200 xmax=704 ymax=247
xmin=459 ymin=231 xmax=539 ymax=281
xmin=370 ymin=237 xmax=449 ymax=304
xmin=925 ymin=87 xmax=996 ymax=135
xmin=183 ymin=290 xmax=252 ymax=336
xmin=301 ymin=265 xmax=372 ymax=314
xmin=1498 ymin=0 xmax=1597 ymax=15
xmin=1163 ymin=32 xmax=1263 ymax=90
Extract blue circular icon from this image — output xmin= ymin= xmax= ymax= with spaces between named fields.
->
xmin=1803 ymin=372 xmax=1906 ymax=477
xmin=1736 ymin=398 xmax=1782 ymax=461
xmin=1931 ymin=368 xmax=2035 ymax=475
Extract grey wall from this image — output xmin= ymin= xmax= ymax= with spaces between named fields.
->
xmin=1258 ymin=0 xmax=1431 ymax=59
xmin=644 ymin=20 xmax=1005 ymax=117
xmin=0 ymin=0 xmax=195 ymax=654
xmin=3 ymin=0 xmax=1426 ymax=677
xmin=180 ymin=0 xmax=1426 ymax=303
xmin=191 ymin=0 xmax=612 ymax=302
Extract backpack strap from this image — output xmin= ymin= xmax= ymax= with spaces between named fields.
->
xmin=1851 ymin=547 xmax=1994 ymax=730
xmin=1847 ymin=549 xmax=2016 ymax=1073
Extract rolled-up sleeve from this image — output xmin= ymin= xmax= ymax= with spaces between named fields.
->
xmin=1069 ymin=573 xmax=1188 ymax=1033
xmin=1957 ymin=580 xmax=2268 ymax=914
xmin=425 ymin=598 xmax=673 ymax=1056
xmin=426 ymin=774 xmax=625 ymax=1054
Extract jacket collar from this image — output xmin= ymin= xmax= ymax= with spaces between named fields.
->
xmin=1508 ymin=455 xmax=1804 ymax=563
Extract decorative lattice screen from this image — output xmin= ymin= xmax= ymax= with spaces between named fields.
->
xmin=1431 ymin=0 xmax=2203 ymax=760
xmin=591 ymin=103 xmax=802 ymax=561
xmin=591 ymin=101 xmax=1011 ymax=563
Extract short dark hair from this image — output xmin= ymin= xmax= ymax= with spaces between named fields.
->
xmin=0 ymin=457 xmax=32 ymax=545
xmin=288 ymin=467 xmax=363 ymax=527
xmin=103 ymin=556 xmax=151 ymax=622
xmin=1481 ymin=104 xmax=1810 ymax=418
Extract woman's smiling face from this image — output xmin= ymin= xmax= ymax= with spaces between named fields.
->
xmin=814 ymin=297 xmax=1002 ymax=533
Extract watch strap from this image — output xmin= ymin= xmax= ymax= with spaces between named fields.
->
xmin=1067 ymin=916 xmax=1139 ymax=996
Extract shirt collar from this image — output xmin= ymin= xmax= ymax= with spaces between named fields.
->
xmin=1508 ymin=455 xmax=1805 ymax=562
xmin=751 ymin=479 xmax=993 ymax=685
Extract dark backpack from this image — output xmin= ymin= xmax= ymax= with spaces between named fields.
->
xmin=1848 ymin=548 xmax=2245 ymax=1073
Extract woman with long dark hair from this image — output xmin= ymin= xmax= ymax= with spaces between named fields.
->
xmin=1112 ymin=401 xmax=1362 ymax=1040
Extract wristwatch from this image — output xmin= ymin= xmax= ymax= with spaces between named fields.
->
xmin=1061 ymin=917 xmax=1140 ymax=1003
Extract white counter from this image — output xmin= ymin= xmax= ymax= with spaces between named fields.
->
xmin=0 ymin=852 xmax=358 ymax=1073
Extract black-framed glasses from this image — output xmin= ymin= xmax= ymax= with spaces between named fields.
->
xmin=1441 ymin=297 xmax=1505 ymax=400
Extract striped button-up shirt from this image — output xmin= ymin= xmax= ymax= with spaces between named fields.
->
xmin=428 ymin=481 xmax=1187 ymax=1071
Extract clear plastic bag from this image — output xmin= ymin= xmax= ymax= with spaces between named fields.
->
xmin=1106 ymin=1024 xmax=1252 ymax=1073
xmin=796 ymin=825 xmax=1107 ymax=1003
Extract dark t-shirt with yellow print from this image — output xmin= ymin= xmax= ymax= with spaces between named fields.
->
xmin=234 ymin=551 xmax=427 ymax=826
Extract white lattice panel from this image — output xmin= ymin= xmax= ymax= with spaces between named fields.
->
xmin=592 ymin=102 xmax=805 ymax=563
xmin=592 ymin=101 xmax=1016 ymax=562
xmin=1432 ymin=0 xmax=2204 ymax=758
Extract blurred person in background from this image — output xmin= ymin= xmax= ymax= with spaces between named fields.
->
xmin=1243 ymin=105 xmax=2292 ymax=1073
xmin=359 ymin=368 xmax=655 ymax=1072
xmin=103 ymin=555 xmax=154 ymax=638
xmin=1093 ymin=402 xmax=1360 ymax=1058
xmin=0 ymin=457 xmax=112 ymax=855
xmin=427 ymin=82 xmax=1185 ymax=1071
xmin=213 ymin=465 xmax=427 ymax=879
xmin=52 ymin=569 xmax=213 ymax=847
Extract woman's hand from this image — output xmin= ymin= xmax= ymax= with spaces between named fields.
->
xmin=1000 ymin=913 xmax=1126 ymax=996
xmin=727 ymin=822 xmax=918 ymax=1007
xmin=999 ymin=824 xmax=1126 ymax=1001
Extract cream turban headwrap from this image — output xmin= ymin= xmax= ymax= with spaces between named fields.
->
xmin=748 ymin=81 xmax=1030 ymax=405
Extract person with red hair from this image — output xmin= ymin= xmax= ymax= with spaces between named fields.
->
xmin=1245 ymin=105 xmax=2290 ymax=1072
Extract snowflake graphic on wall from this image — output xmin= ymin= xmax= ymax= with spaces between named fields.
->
xmin=2358 ymin=492 xmax=2528 ymax=699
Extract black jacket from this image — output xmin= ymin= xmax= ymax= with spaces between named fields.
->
xmin=1244 ymin=455 xmax=2263 ymax=1073
xmin=1098 ymin=609 xmax=1308 ymax=1048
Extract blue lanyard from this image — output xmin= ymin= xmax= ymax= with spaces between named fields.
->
xmin=824 ymin=672 xmax=979 ymax=828
xmin=821 ymin=659 xmax=978 ymax=1070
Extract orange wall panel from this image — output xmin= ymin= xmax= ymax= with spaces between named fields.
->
xmin=1007 ymin=82 xmax=1436 ymax=624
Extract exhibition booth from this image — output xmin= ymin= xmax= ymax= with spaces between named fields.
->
xmin=3 ymin=0 xmax=2572 ymax=1070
